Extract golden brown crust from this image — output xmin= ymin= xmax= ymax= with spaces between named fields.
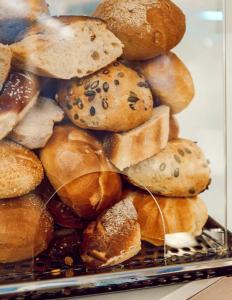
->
xmin=93 ymin=0 xmax=186 ymax=60
xmin=57 ymin=62 xmax=153 ymax=132
xmin=0 ymin=44 xmax=12 ymax=88
xmin=169 ymin=115 xmax=179 ymax=140
xmin=81 ymin=198 xmax=141 ymax=268
xmin=40 ymin=125 xmax=122 ymax=219
xmin=0 ymin=193 xmax=54 ymax=263
xmin=125 ymin=138 xmax=211 ymax=197
xmin=0 ymin=140 xmax=44 ymax=199
xmin=136 ymin=52 xmax=195 ymax=114
xmin=130 ymin=190 xmax=208 ymax=246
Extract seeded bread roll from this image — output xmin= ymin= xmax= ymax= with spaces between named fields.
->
xmin=10 ymin=16 xmax=123 ymax=79
xmin=0 ymin=0 xmax=49 ymax=45
xmin=93 ymin=0 xmax=186 ymax=61
xmin=0 ymin=44 xmax=12 ymax=91
xmin=0 ymin=193 xmax=53 ymax=263
xmin=0 ymin=71 xmax=40 ymax=140
xmin=81 ymin=197 xmax=141 ymax=268
xmin=124 ymin=139 xmax=211 ymax=197
xmin=40 ymin=125 xmax=122 ymax=219
xmin=135 ymin=52 xmax=195 ymax=114
xmin=57 ymin=62 xmax=153 ymax=132
xmin=103 ymin=105 xmax=170 ymax=170
xmin=130 ymin=190 xmax=208 ymax=246
xmin=0 ymin=140 xmax=44 ymax=199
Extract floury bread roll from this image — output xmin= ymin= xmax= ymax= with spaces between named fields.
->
xmin=125 ymin=139 xmax=211 ymax=197
xmin=0 ymin=0 xmax=49 ymax=45
xmin=57 ymin=62 xmax=153 ymax=132
xmin=81 ymin=197 xmax=141 ymax=268
xmin=40 ymin=125 xmax=122 ymax=219
xmin=0 ymin=193 xmax=53 ymax=263
xmin=169 ymin=115 xmax=179 ymax=140
xmin=135 ymin=52 xmax=195 ymax=114
xmin=93 ymin=0 xmax=186 ymax=61
xmin=0 ymin=140 xmax=44 ymax=199
xmin=11 ymin=16 xmax=123 ymax=79
xmin=103 ymin=105 xmax=170 ymax=171
xmin=130 ymin=190 xmax=208 ymax=246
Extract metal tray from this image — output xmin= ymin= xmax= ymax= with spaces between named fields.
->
xmin=1 ymin=217 xmax=232 ymax=299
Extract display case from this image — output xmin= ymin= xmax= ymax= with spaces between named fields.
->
xmin=0 ymin=0 xmax=231 ymax=299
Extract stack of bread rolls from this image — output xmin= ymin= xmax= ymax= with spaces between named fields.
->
xmin=0 ymin=0 xmax=211 ymax=269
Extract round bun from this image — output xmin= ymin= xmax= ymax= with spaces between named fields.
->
xmin=136 ymin=52 xmax=195 ymax=114
xmin=81 ymin=197 xmax=141 ymax=268
xmin=130 ymin=190 xmax=208 ymax=246
xmin=0 ymin=193 xmax=53 ymax=263
xmin=169 ymin=115 xmax=179 ymax=140
xmin=57 ymin=62 xmax=153 ymax=132
xmin=0 ymin=140 xmax=44 ymax=199
xmin=125 ymin=138 xmax=211 ymax=197
xmin=93 ymin=0 xmax=186 ymax=61
xmin=40 ymin=125 xmax=122 ymax=219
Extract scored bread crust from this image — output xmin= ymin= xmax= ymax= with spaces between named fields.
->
xmin=93 ymin=0 xmax=186 ymax=60
xmin=0 ymin=193 xmax=53 ymax=263
xmin=0 ymin=140 xmax=44 ymax=199
xmin=130 ymin=190 xmax=208 ymax=246
xmin=103 ymin=105 xmax=170 ymax=171
xmin=10 ymin=16 xmax=123 ymax=79
xmin=125 ymin=138 xmax=211 ymax=197
xmin=40 ymin=125 xmax=122 ymax=219
xmin=81 ymin=198 xmax=141 ymax=268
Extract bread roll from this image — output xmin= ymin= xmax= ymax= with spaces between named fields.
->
xmin=10 ymin=97 xmax=64 ymax=149
xmin=169 ymin=115 xmax=179 ymax=140
xmin=93 ymin=0 xmax=186 ymax=61
xmin=57 ymin=62 xmax=153 ymax=132
xmin=0 ymin=0 xmax=49 ymax=45
xmin=136 ymin=52 xmax=195 ymax=114
xmin=130 ymin=190 xmax=208 ymax=246
xmin=0 ymin=71 xmax=40 ymax=140
xmin=0 ymin=44 xmax=12 ymax=90
xmin=0 ymin=140 xmax=44 ymax=199
xmin=103 ymin=105 xmax=170 ymax=170
xmin=125 ymin=139 xmax=211 ymax=197
xmin=81 ymin=197 xmax=141 ymax=268
xmin=10 ymin=16 xmax=123 ymax=79
xmin=40 ymin=125 xmax=122 ymax=219
xmin=0 ymin=193 xmax=53 ymax=263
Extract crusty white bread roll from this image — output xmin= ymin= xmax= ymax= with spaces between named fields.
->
xmin=130 ymin=190 xmax=208 ymax=246
xmin=81 ymin=197 xmax=141 ymax=268
xmin=0 ymin=44 xmax=12 ymax=90
xmin=0 ymin=71 xmax=40 ymax=140
xmin=10 ymin=97 xmax=64 ymax=149
xmin=57 ymin=62 xmax=153 ymax=132
xmin=135 ymin=52 xmax=195 ymax=114
xmin=0 ymin=140 xmax=44 ymax=199
xmin=0 ymin=193 xmax=53 ymax=263
xmin=40 ymin=125 xmax=122 ymax=219
xmin=125 ymin=139 xmax=211 ymax=197
xmin=103 ymin=105 xmax=170 ymax=171
xmin=93 ymin=0 xmax=186 ymax=61
xmin=169 ymin=115 xmax=180 ymax=140
xmin=11 ymin=16 xmax=123 ymax=79
xmin=0 ymin=0 xmax=49 ymax=45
